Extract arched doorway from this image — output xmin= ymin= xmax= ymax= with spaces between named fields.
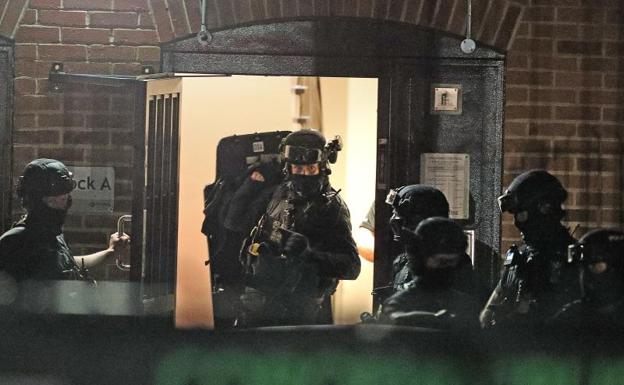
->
xmin=48 ymin=17 xmax=505 ymax=324
xmin=160 ymin=18 xmax=506 ymax=302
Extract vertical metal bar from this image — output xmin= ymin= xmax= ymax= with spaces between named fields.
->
xmin=131 ymin=85 xmax=149 ymax=283
xmin=152 ymin=96 xmax=164 ymax=294
xmin=143 ymin=96 xmax=157 ymax=290
xmin=169 ymin=94 xmax=180 ymax=296
xmin=160 ymin=94 xmax=172 ymax=295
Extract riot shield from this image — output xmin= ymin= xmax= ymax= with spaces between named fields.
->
xmin=201 ymin=131 xmax=290 ymax=327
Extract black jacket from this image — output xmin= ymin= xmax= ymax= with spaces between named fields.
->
xmin=0 ymin=221 xmax=78 ymax=283
xmin=480 ymin=225 xmax=579 ymax=328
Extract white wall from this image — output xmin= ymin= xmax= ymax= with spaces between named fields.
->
xmin=176 ymin=75 xmax=297 ymax=328
xmin=321 ymin=77 xmax=378 ymax=324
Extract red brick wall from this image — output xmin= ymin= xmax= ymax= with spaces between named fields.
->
xmin=0 ymin=0 xmax=622 ymax=272
xmin=503 ymin=1 xmax=624 ymax=250
xmin=0 ymin=0 xmax=161 ymax=278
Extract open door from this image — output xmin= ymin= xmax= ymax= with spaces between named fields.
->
xmin=48 ymin=69 xmax=184 ymax=316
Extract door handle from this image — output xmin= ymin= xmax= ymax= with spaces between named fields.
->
xmin=115 ymin=215 xmax=132 ymax=271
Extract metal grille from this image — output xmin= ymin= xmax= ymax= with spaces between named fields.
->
xmin=144 ymin=93 xmax=180 ymax=299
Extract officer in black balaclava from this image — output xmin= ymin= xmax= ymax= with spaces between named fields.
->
xmin=551 ymin=229 xmax=624 ymax=329
xmin=380 ymin=217 xmax=480 ymax=329
xmin=239 ymin=130 xmax=360 ymax=327
xmin=0 ymin=159 xmax=128 ymax=307
xmin=480 ymin=169 xmax=579 ymax=329
xmin=385 ymin=185 xmax=474 ymax=296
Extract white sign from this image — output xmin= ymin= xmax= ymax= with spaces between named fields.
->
xmin=420 ymin=153 xmax=470 ymax=219
xmin=68 ymin=166 xmax=115 ymax=213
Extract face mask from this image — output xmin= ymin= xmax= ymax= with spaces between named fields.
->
xmin=584 ymin=269 xmax=623 ymax=308
xmin=420 ymin=267 xmax=455 ymax=290
xmin=27 ymin=196 xmax=71 ymax=233
xmin=289 ymin=174 xmax=323 ymax=198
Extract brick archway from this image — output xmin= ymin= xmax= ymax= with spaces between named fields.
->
xmin=149 ymin=0 xmax=525 ymax=52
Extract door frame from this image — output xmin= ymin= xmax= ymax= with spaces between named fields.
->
xmin=0 ymin=35 xmax=13 ymax=232
xmin=160 ymin=19 xmax=506 ymax=298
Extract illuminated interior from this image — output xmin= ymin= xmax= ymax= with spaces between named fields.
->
xmin=175 ymin=75 xmax=378 ymax=328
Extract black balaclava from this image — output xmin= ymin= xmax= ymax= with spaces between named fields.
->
xmin=574 ymin=229 xmax=624 ymax=309
xmin=410 ymin=217 xmax=467 ymax=290
xmin=17 ymin=158 xmax=75 ymax=235
xmin=288 ymin=174 xmax=325 ymax=199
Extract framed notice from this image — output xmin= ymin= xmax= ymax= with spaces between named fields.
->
xmin=420 ymin=153 xmax=470 ymax=219
xmin=431 ymin=84 xmax=462 ymax=115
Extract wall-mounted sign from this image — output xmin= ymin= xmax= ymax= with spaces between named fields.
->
xmin=431 ymin=83 xmax=462 ymax=115
xmin=68 ymin=166 xmax=115 ymax=213
xmin=420 ymin=153 xmax=470 ymax=219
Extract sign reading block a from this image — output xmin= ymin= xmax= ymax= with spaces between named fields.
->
xmin=69 ymin=166 xmax=115 ymax=213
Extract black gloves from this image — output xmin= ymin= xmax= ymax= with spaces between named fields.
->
xmin=284 ymin=232 xmax=312 ymax=261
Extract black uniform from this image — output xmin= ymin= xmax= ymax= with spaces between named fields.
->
xmin=549 ymin=228 xmax=624 ymax=331
xmin=0 ymin=218 xmax=80 ymax=283
xmin=381 ymin=278 xmax=481 ymax=330
xmin=241 ymin=181 xmax=360 ymax=326
xmin=392 ymin=251 xmax=477 ymax=295
xmin=480 ymin=225 xmax=578 ymax=328
xmin=380 ymin=217 xmax=480 ymax=329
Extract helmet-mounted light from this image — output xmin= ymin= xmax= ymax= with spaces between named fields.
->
xmin=385 ymin=188 xmax=398 ymax=207
xmin=497 ymin=192 xmax=519 ymax=214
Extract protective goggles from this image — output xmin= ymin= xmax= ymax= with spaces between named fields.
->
xmin=283 ymin=145 xmax=323 ymax=164
xmin=47 ymin=172 xmax=75 ymax=196
xmin=497 ymin=192 xmax=519 ymax=213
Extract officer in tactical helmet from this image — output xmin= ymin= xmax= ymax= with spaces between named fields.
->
xmin=380 ymin=217 xmax=480 ymax=329
xmin=0 ymin=159 xmax=129 ymax=307
xmin=480 ymin=169 xmax=579 ymax=329
xmin=384 ymin=185 xmax=476 ymax=298
xmin=550 ymin=229 xmax=624 ymax=329
xmin=239 ymin=129 xmax=360 ymax=326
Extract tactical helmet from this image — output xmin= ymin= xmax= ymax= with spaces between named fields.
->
xmin=16 ymin=159 xmax=74 ymax=206
xmin=386 ymin=185 xmax=449 ymax=242
xmin=568 ymin=228 xmax=624 ymax=268
xmin=498 ymin=169 xmax=567 ymax=215
xmin=414 ymin=217 xmax=467 ymax=258
xmin=569 ymin=228 xmax=624 ymax=304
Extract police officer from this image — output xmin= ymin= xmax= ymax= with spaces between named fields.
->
xmin=0 ymin=159 xmax=128 ymax=308
xmin=239 ymin=130 xmax=360 ymax=326
xmin=480 ymin=169 xmax=579 ymax=329
xmin=380 ymin=217 xmax=480 ymax=329
xmin=385 ymin=185 xmax=474 ymax=295
xmin=551 ymin=229 xmax=624 ymax=329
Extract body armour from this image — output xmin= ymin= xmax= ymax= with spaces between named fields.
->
xmin=480 ymin=226 xmax=579 ymax=328
xmin=381 ymin=278 xmax=481 ymax=330
xmin=391 ymin=252 xmax=477 ymax=296
xmin=0 ymin=219 xmax=81 ymax=283
xmin=241 ymin=181 xmax=360 ymax=326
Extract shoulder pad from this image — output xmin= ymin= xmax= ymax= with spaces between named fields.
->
xmin=504 ymin=244 xmax=526 ymax=266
